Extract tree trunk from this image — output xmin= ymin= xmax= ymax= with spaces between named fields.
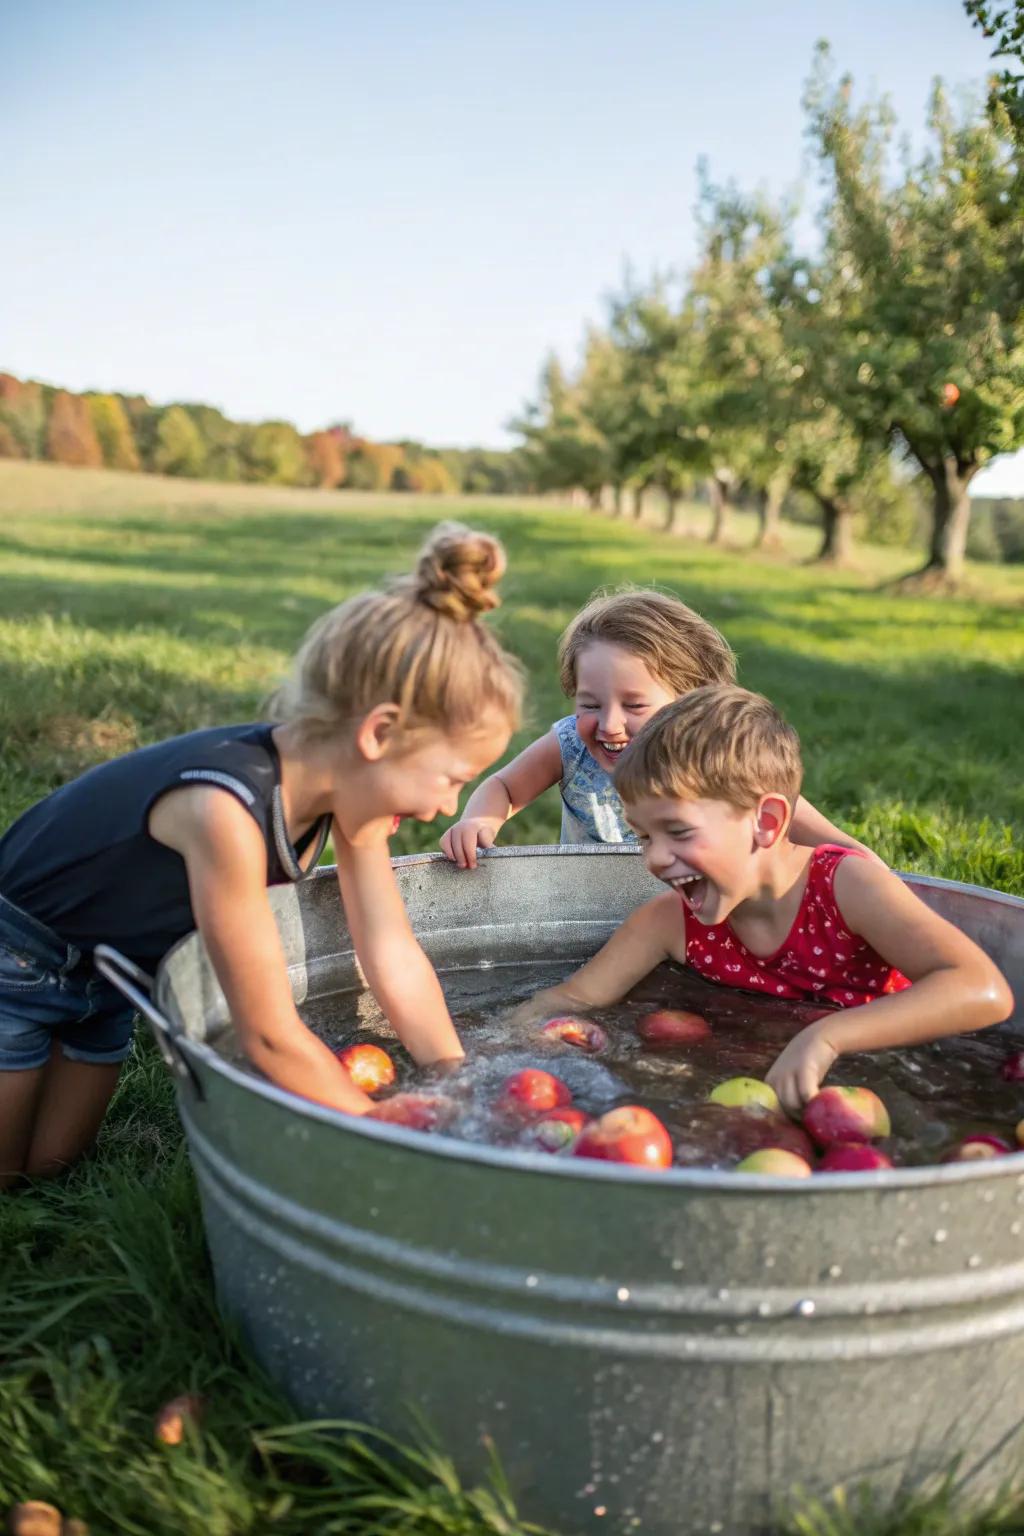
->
xmin=815 ymin=495 xmax=855 ymax=565
xmin=612 ymin=483 xmax=623 ymax=518
xmin=707 ymin=474 xmax=732 ymax=545
xmin=756 ymin=475 xmax=786 ymax=549
xmin=633 ymin=479 xmax=651 ymax=521
xmin=663 ymin=490 xmax=683 ymax=533
xmin=923 ymin=457 xmax=975 ymax=582
xmin=588 ymin=487 xmax=602 ymax=510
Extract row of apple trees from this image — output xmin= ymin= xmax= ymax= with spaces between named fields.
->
xmin=515 ymin=45 xmax=1024 ymax=582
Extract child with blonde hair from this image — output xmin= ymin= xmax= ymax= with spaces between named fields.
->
xmin=442 ymin=588 xmax=874 ymax=866
xmin=517 ymin=685 xmax=1012 ymax=1112
xmin=0 ymin=523 xmax=522 ymax=1184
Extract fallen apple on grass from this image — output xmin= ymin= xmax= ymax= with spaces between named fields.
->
xmin=154 ymin=1393 xmax=205 ymax=1446
xmin=637 ymin=1009 xmax=711 ymax=1048
xmin=539 ymin=1016 xmax=609 ymax=1053
xmin=524 ymin=1107 xmax=590 ymax=1152
xmin=499 ymin=1068 xmax=571 ymax=1113
xmin=943 ymin=1133 xmax=1012 ymax=1162
xmin=735 ymin=1148 xmax=812 ymax=1177
xmin=708 ymin=1077 xmax=781 ymax=1113
xmin=336 ymin=1043 xmax=395 ymax=1095
xmin=366 ymin=1092 xmax=455 ymax=1131
xmin=817 ymin=1143 xmax=893 ymax=1173
xmin=574 ymin=1105 xmax=673 ymax=1168
xmin=803 ymin=1086 xmax=891 ymax=1147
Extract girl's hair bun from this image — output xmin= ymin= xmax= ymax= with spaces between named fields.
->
xmin=412 ymin=521 xmax=506 ymax=622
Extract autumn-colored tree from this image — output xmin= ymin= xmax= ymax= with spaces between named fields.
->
xmin=239 ymin=421 xmax=311 ymax=485
xmin=304 ymin=430 xmax=346 ymax=488
xmin=153 ymin=405 xmax=207 ymax=477
xmin=88 ymin=394 xmax=140 ymax=471
xmin=344 ymin=440 xmax=407 ymax=492
xmin=46 ymin=390 xmax=103 ymax=467
xmin=0 ymin=374 xmax=46 ymax=458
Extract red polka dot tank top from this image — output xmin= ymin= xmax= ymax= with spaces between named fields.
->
xmin=682 ymin=844 xmax=911 ymax=1007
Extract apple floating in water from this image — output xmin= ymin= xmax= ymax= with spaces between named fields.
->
xmin=818 ymin=1143 xmax=893 ymax=1173
xmin=803 ymin=1086 xmax=891 ymax=1147
xmin=499 ymin=1068 xmax=571 ymax=1113
xmin=336 ymin=1042 xmax=395 ymax=1095
xmin=735 ymin=1148 xmax=812 ymax=1177
xmin=708 ymin=1077 xmax=781 ymax=1114
xmin=1001 ymin=1050 xmax=1024 ymax=1082
xmin=943 ymin=1133 xmax=1012 ymax=1162
xmin=539 ymin=1016 xmax=609 ymax=1053
xmin=637 ymin=1009 xmax=712 ymax=1048
xmin=366 ymin=1092 xmax=454 ymax=1131
xmin=524 ymin=1106 xmax=590 ymax=1152
xmin=574 ymin=1105 xmax=673 ymax=1168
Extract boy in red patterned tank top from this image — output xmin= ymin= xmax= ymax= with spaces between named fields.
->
xmin=518 ymin=685 xmax=1013 ymax=1113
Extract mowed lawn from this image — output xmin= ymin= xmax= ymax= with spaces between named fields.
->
xmin=0 ymin=459 xmax=1023 ymax=1536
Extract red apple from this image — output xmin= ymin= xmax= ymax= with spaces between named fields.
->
xmin=539 ymin=1016 xmax=609 ymax=1053
xmin=524 ymin=1107 xmax=589 ymax=1152
xmin=1001 ymin=1050 xmax=1024 ymax=1083
xmin=708 ymin=1077 xmax=781 ymax=1113
xmin=943 ymin=1133 xmax=1012 ymax=1162
xmin=637 ymin=1009 xmax=711 ymax=1048
xmin=574 ymin=1105 xmax=673 ymax=1168
xmin=336 ymin=1043 xmax=395 ymax=1095
xmin=499 ymin=1068 xmax=571 ymax=1113
xmin=735 ymin=1148 xmax=812 ymax=1177
xmin=367 ymin=1092 xmax=454 ymax=1131
xmin=818 ymin=1143 xmax=893 ymax=1173
xmin=803 ymin=1086 xmax=891 ymax=1146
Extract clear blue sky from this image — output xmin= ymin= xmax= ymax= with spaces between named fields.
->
xmin=2 ymin=0 xmax=1015 ymax=481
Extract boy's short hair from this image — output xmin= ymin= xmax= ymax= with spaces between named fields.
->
xmin=557 ymin=588 xmax=736 ymax=697
xmin=614 ymin=684 xmax=803 ymax=809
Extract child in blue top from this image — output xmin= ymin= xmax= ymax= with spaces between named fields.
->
xmin=442 ymin=588 xmax=877 ymax=866
xmin=0 ymin=524 xmax=523 ymax=1185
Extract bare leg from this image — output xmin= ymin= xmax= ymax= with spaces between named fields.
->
xmin=23 ymin=1049 xmax=123 ymax=1180
xmin=0 ymin=1062 xmax=47 ymax=1188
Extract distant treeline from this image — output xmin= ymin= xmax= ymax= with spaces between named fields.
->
xmin=0 ymin=373 xmax=533 ymax=497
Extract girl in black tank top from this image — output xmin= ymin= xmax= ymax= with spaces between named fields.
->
xmin=0 ymin=524 xmax=523 ymax=1187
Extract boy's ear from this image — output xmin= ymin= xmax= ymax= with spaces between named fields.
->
xmin=354 ymin=704 xmax=402 ymax=763
xmin=754 ymin=793 xmax=791 ymax=848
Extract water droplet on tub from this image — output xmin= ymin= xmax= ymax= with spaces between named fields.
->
xmin=716 ymin=1287 xmax=730 ymax=1301
xmin=651 ymin=1431 xmax=664 ymax=1444
xmin=526 ymin=1275 xmax=538 ymax=1288
xmin=967 ymin=1254 xmax=981 ymax=1268
xmin=795 ymin=1298 xmax=816 ymax=1317
xmin=594 ymin=1506 xmax=607 ymax=1517
xmin=828 ymin=1264 xmax=843 ymax=1278
xmin=933 ymin=1228 xmax=948 ymax=1243
xmin=617 ymin=1287 xmax=630 ymax=1302
xmin=671 ymin=1258 xmax=684 ymax=1271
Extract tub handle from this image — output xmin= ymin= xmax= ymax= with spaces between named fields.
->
xmin=94 ymin=944 xmax=204 ymax=1101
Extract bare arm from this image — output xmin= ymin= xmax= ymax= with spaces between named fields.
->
xmin=335 ymin=835 xmax=465 ymax=1064
xmin=766 ymin=858 xmax=1013 ymax=1113
xmin=440 ymin=730 xmax=565 ymax=868
xmin=509 ymin=891 xmax=686 ymax=1025
xmin=150 ymin=787 xmax=374 ymax=1114
xmin=791 ymin=794 xmax=885 ymax=868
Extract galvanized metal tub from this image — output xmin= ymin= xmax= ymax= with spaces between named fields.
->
xmin=100 ymin=848 xmax=1024 ymax=1535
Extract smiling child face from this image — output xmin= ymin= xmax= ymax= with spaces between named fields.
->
xmin=573 ymin=642 xmax=676 ymax=774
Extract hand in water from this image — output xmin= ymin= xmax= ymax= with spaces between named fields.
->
xmin=766 ymin=1024 xmax=839 ymax=1117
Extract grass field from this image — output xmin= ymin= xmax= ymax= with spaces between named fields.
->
xmin=0 ymin=459 xmax=1022 ymax=1536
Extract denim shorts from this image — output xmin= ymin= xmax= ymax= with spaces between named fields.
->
xmin=0 ymin=893 xmax=137 ymax=1070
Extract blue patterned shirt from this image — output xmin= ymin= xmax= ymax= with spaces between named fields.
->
xmin=552 ymin=715 xmax=635 ymax=845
